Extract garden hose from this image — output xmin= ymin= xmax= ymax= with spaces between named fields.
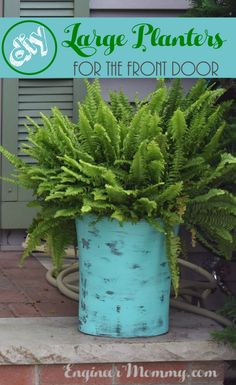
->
xmin=46 ymin=263 xmax=79 ymax=301
xmin=46 ymin=258 xmax=234 ymax=328
xmin=170 ymin=299 xmax=233 ymax=327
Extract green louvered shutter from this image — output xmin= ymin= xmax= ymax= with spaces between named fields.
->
xmin=0 ymin=0 xmax=89 ymax=229
xmin=20 ymin=1 xmax=75 ymax=17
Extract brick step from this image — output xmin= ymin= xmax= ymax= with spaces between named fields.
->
xmin=0 ymin=361 xmax=225 ymax=385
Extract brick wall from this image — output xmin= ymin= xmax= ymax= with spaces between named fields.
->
xmin=0 ymin=361 xmax=225 ymax=385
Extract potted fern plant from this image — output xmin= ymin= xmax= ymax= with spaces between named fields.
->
xmin=1 ymin=79 xmax=236 ymax=337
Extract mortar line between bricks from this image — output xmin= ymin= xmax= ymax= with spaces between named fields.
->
xmin=0 ymin=258 xmax=58 ymax=316
xmin=112 ymin=363 xmax=116 ymax=385
xmin=35 ymin=365 xmax=39 ymax=385
xmin=0 ymin=265 xmax=32 ymax=303
xmin=37 ymin=364 xmax=42 ymax=385
xmin=188 ymin=361 xmax=192 ymax=385
xmin=223 ymin=361 xmax=226 ymax=383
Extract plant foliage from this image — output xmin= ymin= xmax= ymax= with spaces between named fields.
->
xmin=1 ymin=79 xmax=236 ymax=295
xmin=212 ymin=296 xmax=236 ymax=349
xmin=187 ymin=1 xmax=236 ymax=155
xmin=187 ymin=0 xmax=236 ymax=17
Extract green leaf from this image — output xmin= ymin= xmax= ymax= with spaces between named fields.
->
xmin=64 ymin=187 xmax=84 ymax=197
xmin=94 ymin=123 xmax=116 ymax=163
xmin=169 ymin=109 xmax=188 ymax=140
xmin=79 ymin=108 xmax=96 ymax=155
xmin=0 ymin=145 xmax=25 ymax=169
xmin=165 ymin=227 xmax=181 ymax=296
xmin=215 ymin=228 xmax=233 ymax=243
xmin=54 ymin=208 xmax=78 ymax=218
xmin=191 ymin=189 xmax=226 ymax=202
xmin=147 ymin=218 xmax=165 ymax=233
xmin=155 ymin=182 xmax=183 ymax=206
xmin=111 ymin=209 xmax=126 ymax=223
xmin=134 ymin=198 xmax=157 ymax=217
xmin=129 ymin=142 xmax=148 ymax=186
xmin=96 ymin=103 xmax=120 ymax=157
xmin=106 ymin=185 xmax=135 ymax=204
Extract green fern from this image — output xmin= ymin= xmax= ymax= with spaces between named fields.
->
xmin=165 ymin=226 xmax=181 ymax=295
xmin=81 ymin=79 xmax=102 ymax=124
xmin=95 ymin=103 xmax=120 ymax=157
xmin=161 ymin=79 xmax=183 ymax=127
xmin=0 ymin=145 xmax=25 ymax=169
xmin=78 ymin=108 xmax=96 ymax=156
xmin=168 ymin=109 xmax=187 ymax=182
xmin=129 ymin=141 xmax=148 ymax=187
xmin=109 ymin=89 xmax=133 ymax=123
xmin=184 ymin=78 xmax=208 ymax=107
xmin=1 ymin=79 xmax=236 ymax=293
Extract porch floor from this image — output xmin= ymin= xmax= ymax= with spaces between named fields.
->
xmin=0 ymin=252 xmax=77 ymax=318
xmin=0 ymin=252 xmax=235 ymax=385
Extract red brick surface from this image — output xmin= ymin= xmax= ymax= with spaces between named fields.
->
xmin=0 ymin=252 xmax=77 ymax=317
xmin=0 ymin=289 xmax=28 ymax=303
xmin=0 ymin=252 xmax=40 ymax=268
xmin=0 ymin=272 xmax=15 ymax=289
xmin=36 ymin=301 xmax=77 ymax=317
xmin=40 ymin=364 xmax=114 ymax=385
xmin=9 ymin=302 xmax=41 ymax=317
xmin=190 ymin=361 xmax=224 ymax=383
xmin=115 ymin=362 xmax=188 ymax=384
xmin=0 ymin=304 xmax=14 ymax=317
xmin=23 ymin=287 xmax=71 ymax=302
xmin=0 ymin=362 xmax=225 ymax=385
xmin=0 ymin=365 xmax=35 ymax=385
xmin=3 ymin=267 xmax=47 ymax=283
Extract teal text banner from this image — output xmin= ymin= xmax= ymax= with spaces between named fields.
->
xmin=0 ymin=18 xmax=235 ymax=78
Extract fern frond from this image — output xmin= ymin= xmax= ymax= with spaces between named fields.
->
xmin=161 ymin=79 xmax=183 ymax=128
xmin=96 ymin=103 xmax=120 ymax=157
xmin=169 ymin=109 xmax=187 ymax=140
xmin=109 ymin=90 xmax=133 ymax=123
xmin=165 ymin=227 xmax=181 ymax=296
xmin=0 ymin=145 xmax=25 ymax=169
xmin=155 ymin=182 xmax=184 ymax=206
xmin=106 ymin=185 xmax=135 ymax=204
xmin=94 ymin=123 xmax=116 ymax=163
xmin=184 ymin=79 xmax=208 ymax=107
xmin=129 ymin=141 xmax=148 ymax=187
xmin=20 ymin=216 xmax=54 ymax=265
xmin=133 ymin=197 xmax=157 ymax=217
xmin=123 ymin=106 xmax=149 ymax=159
xmin=167 ymin=109 xmax=188 ymax=183
xmin=81 ymin=79 xmax=102 ymax=124
xmin=148 ymin=87 xmax=167 ymax=114
xmin=78 ymin=107 xmax=96 ymax=156
xmin=203 ymin=123 xmax=226 ymax=160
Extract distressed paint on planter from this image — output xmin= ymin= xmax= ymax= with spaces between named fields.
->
xmin=76 ymin=215 xmax=171 ymax=338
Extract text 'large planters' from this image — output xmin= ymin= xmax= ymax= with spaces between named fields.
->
xmin=76 ymin=215 xmax=171 ymax=338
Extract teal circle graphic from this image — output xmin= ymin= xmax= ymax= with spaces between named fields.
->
xmin=2 ymin=20 xmax=57 ymax=76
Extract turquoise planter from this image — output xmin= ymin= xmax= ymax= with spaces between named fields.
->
xmin=76 ymin=215 xmax=171 ymax=338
